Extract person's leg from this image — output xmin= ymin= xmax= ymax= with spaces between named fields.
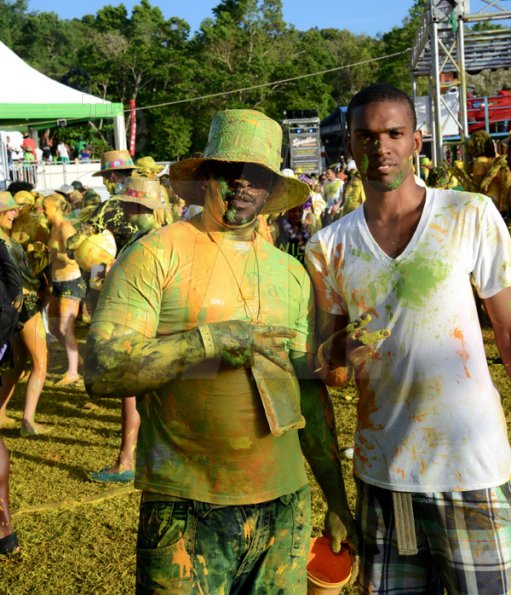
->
xmin=422 ymin=483 xmax=511 ymax=595
xmin=136 ymin=498 xmax=199 ymax=594
xmin=55 ymin=296 xmax=80 ymax=383
xmin=117 ymin=397 xmax=140 ymax=470
xmin=0 ymin=436 xmax=13 ymax=538
xmin=0 ymin=435 xmax=19 ymax=554
xmin=238 ymin=485 xmax=311 ymax=594
xmin=89 ymin=397 xmax=140 ymax=482
xmin=0 ymin=336 xmax=27 ymax=426
xmin=19 ymin=312 xmax=48 ymax=435
xmin=356 ymin=480 xmax=444 ymax=594
xmin=0 ymin=437 xmax=20 ymax=555
xmin=192 ymin=486 xmax=310 ymax=594
xmin=48 ymin=294 xmax=63 ymax=344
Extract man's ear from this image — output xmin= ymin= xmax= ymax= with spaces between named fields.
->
xmin=346 ymin=134 xmax=352 ymax=156
xmin=414 ymin=129 xmax=422 ymax=155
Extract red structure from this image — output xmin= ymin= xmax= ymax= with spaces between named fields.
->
xmin=467 ymin=90 xmax=511 ymax=133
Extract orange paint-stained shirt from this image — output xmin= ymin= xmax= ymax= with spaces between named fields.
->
xmin=93 ymin=218 xmax=314 ymax=504
xmin=306 ymin=189 xmax=511 ymax=492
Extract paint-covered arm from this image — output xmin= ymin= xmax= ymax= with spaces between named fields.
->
xmin=85 ymin=320 xmax=295 ymax=398
xmin=480 ymin=155 xmax=507 ymax=194
xmin=482 ymin=286 xmax=511 ymax=380
xmin=85 ymin=323 xmax=206 ymax=397
xmin=292 ymin=352 xmax=358 ymax=556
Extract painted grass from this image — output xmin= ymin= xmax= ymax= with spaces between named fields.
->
xmin=0 ymin=326 xmax=509 ymax=594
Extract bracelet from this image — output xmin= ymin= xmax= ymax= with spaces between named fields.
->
xmin=198 ymin=325 xmax=217 ymax=359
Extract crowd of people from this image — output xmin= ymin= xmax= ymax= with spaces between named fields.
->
xmin=0 ymin=83 xmax=511 ymax=594
xmin=5 ymin=130 xmax=94 ymax=167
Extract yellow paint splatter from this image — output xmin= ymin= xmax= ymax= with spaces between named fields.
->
xmin=244 ymin=519 xmax=253 ymax=541
xmin=429 ymin=223 xmax=448 ymax=235
xmin=229 ymin=437 xmax=253 ymax=450
xmin=171 ymin=537 xmax=192 ymax=579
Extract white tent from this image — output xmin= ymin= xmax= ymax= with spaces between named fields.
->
xmin=0 ymin=41 xmax=126 ymax=149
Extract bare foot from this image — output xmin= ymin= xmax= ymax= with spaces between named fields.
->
xmin=83 ymin=401 xmax=99 ymax=411
xmin=54 ymin=373 xmax=81 ymax=387
xmin=0 ymin=416 xmax=18 ymax=429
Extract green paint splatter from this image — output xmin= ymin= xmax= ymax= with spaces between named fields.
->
xmin=225 ymin=207 xmax=237 ymax=223
xmin=394 ymin=256 xmax=450 ymax=308
xmin=217 ymin=177 xmax=229 ymax=200
xmin=388 ymin=170 xmax=405 ymax=190
xmin=350 ymin=247 xmax=372 ymax=262
xmin=360 ymin=154 xmax=369 ymax=176
xmin=368 ymin=253 xmax=451 ymax=309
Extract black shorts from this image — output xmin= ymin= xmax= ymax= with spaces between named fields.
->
xmin=52 ymin=277 xmax=87 ymax=301
xmin=20 ymin=292 xmax=40 ymax=323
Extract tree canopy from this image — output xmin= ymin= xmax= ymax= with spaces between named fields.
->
xmin=0 ymin=0 xmax=453 ymax=159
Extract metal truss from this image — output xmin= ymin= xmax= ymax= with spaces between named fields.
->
xmin=411 ymin=0 xmax=511 ymax=164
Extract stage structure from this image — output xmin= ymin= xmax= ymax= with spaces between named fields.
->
xmin=411 ymin=0 xmax=511 ymax=165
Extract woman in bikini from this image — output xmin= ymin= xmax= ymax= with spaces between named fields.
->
xmin=44 ymin=194 xmax=86 ymax=385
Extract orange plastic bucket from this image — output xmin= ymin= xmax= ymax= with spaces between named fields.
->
xmin=306 ymin=536 xmax=352 ymax=594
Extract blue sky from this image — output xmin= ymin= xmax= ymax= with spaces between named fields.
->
xmin=27 ymin=0 xmax=414 ymax=37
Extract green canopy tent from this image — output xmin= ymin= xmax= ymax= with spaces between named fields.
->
xmin=0 ymin=41 xmax=126 ymax=148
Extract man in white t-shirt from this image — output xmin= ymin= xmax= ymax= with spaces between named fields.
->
xmin=306 ymin=83 xmax=511 ymax=594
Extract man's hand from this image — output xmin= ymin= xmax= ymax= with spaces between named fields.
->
xmin=207 ymin=320 xmax=296 ymax=370
xmin=323 ymin=313 xmax=391 ymax=370
xmin=325 ymin=507 xmax=359 ymax=585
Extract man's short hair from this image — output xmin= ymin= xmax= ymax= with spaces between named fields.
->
xmin=347 ymin=84 xmax=417 ymax=132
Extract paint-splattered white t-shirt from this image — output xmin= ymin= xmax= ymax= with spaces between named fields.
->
xmin=306 ymin=189 xmax=511 ymax=492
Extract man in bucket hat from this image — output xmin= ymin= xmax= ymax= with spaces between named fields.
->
xmin=85 ymin=109 xmax=356 ymax=592
xmin=68 ymin=151 xmax=138 ymax=256
xmin=92 ymin=149 xmax=136 ymax=193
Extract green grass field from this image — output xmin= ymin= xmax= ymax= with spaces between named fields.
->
xmin=0 ymin=327 xmax=509 ymax=594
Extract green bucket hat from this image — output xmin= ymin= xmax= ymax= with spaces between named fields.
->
xmin=0 ymin=191 xmax=22 ymax=213
xmin=168 ymin=109 xmax=309 ymax=214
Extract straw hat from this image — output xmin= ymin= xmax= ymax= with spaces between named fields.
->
xmin=92 ymin=150 xmax=135 ymax=177
xmin=116 ymin=177 xmax=164 ymax=211
xmin=168 ymin=109 xmax=309 ymax=215
xmin=0 ymin=191 xmax=23 ymax=213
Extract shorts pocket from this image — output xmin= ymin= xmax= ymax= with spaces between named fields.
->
xmin=279 ymin=485 xmax=311 ymax=558
xmin=136 ymin=502 xmax=194 ymax=593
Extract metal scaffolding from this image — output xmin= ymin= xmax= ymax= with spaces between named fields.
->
xmin=411 ymin=0 xmax=511 ymax=164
